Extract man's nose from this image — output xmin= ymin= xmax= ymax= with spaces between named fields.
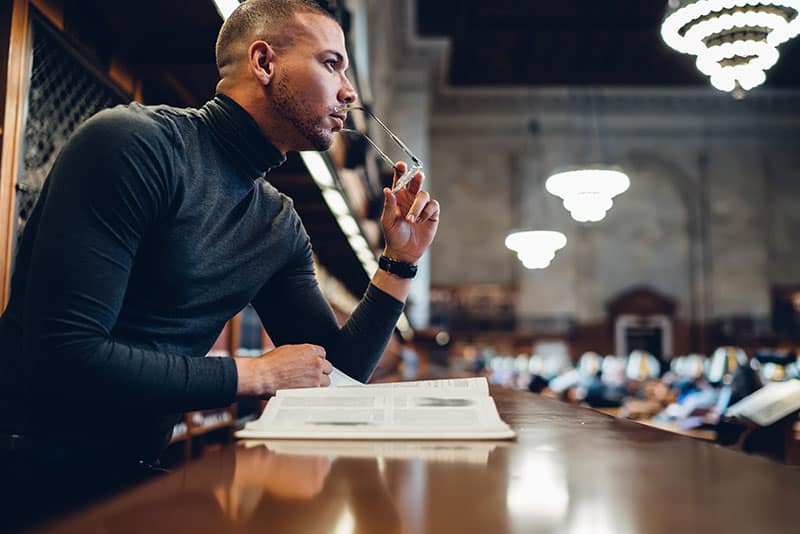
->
xmin=339 ymin=76 xmax=357 ymax=105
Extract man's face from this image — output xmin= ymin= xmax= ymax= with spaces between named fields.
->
xmin=269 ymin=12 xmax=356 ymax=151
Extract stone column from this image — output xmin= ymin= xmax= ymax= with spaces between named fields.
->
xmin=365 ymin=0 xmax=444 ymax=328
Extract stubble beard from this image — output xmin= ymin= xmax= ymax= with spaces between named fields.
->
xmin=273 ymin=74 xmax=333 ymax=151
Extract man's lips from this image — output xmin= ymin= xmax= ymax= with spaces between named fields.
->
xmin=330 ymin=113 xmax=346 ymax=130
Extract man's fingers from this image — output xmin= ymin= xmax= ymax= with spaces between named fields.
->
xmin=302 ymin=343 xmax=326 ymax=358
xmin=392 ymin=161 xmax=407 ymax=189
xmin=406 ymin=190 xmax=431 ymax=223
xmin=383 ymin=187 xmax=401 ymax=220
xmin=320 ymin=358 xmax=333 ymax=375
xmin=405 ymin=170 xmax=424 ymax=195
xmin=416 ymin=199 xmax=440 ymax=223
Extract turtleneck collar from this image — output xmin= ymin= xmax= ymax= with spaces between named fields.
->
xmin=201 ymin=93 xmax=286 ymax=178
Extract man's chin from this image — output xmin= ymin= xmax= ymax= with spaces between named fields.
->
xmin=308 ymin=133 xmax=333 ymax=152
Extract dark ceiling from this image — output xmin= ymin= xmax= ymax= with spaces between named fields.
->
xmin=70 ymin=0 xmax=800 ymax=104
xmin=417 ymin=0 xmax=800 ymax=88
xmin=66 ymin=0 xmax=222 ymax=106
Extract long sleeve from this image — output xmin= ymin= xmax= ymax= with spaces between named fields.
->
xmin=21 ymin=108 xmax=237 ymax=413
xmin=251 ymin=237 xmax=405 ymax=383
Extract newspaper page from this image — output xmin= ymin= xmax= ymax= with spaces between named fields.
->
xmin=237 ymin=386 xmax=514 ymax=440
xmin=281 ymin=374 xmax=490 ymax=398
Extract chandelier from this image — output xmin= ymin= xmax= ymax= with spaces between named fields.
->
xmin=504 ymin=231 xmax=567 ymax=269
xmin=545 ymin=167 xmax=630 ymax=223
xmin=661 ymin=0 xmax=800 ymax=94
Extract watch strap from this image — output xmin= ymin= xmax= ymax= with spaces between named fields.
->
xmin=378 ymin=255 xmax=418 ymax=279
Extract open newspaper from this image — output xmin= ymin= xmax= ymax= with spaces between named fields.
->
xmin=725 ymin=378 xmax=800 ymax=426
xmin=236 ymin=369 xmax=515 ymax=440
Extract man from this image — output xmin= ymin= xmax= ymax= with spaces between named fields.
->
xmin=0 ymin=0 xmax=438 ymax=521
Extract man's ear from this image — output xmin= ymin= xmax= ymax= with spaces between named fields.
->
xmin=249 ymin=41 xmax=276 ymax=85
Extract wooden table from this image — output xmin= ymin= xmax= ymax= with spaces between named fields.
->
xmin=40 ymin=389 xmax=800 ymax=534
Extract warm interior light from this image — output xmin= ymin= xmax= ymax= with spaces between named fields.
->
xmin=301 ymin=151 xmax=335 ymax=188
xmin=347 ymin=235 xmax=370 ymax=253
xmin=336 ymin=215 xmax=361 ymax=237
xmin=661 ymin=1 xmax=800 ymax=94
xmin=212 ymin=0 xmax=241 ymax=20
xmin=545 ymin=167 xmax=629 ymax=223
xmin=356 ymin=248 xmax=376 ymax=264
xmin=322 ymin=189 xmax=349 ymax=216
xmin=505 ymin=231 xmax=567 ymax=269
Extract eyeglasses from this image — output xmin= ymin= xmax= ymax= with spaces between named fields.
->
xmin=335 ymin=105 xmax=423 ymax=193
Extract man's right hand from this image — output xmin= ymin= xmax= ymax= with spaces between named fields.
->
xmin=234 ymin=344 xmax=332 ymax=397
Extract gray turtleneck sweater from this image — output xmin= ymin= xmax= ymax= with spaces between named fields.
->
xmin=0 ymin=94 xmax=403 ymax=461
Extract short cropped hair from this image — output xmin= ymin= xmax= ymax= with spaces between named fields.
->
xmin=215 ymin=0 xmax=335 ymax=74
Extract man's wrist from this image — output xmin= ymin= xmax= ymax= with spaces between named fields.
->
xmin=234 ymin=357 xmax=272 ymax=397
xmin=379 ymin=254 xmax=418 ymax=279
xmin=382 ymin=248 xmax=419 ymax=265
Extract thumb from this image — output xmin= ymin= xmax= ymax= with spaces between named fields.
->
xmin=383 ymin=187 xmax=401 ymax=219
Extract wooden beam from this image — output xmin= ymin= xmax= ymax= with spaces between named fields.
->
xmin=0 ymin=0 xmax=32 ymax=310
xmin=109 ymin=55 xmax=137 ymax=98
xmin=158 ymin=69 xmax=199 ymax=108
xmin=30 ymin=0 xmax=63 ymax=30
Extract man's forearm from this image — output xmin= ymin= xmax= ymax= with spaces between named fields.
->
xmin=369 ymin=268 xmax=412 ymax=303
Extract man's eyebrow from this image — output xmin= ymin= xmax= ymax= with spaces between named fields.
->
xmin=324 ymin=50 xmax=348 ymax=68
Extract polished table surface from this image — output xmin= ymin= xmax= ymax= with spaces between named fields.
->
xmin=40 ymin=389 xmax=799 ymax=534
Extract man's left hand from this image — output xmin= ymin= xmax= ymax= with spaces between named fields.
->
xmin=380 ymin=161 xmax=440 ymax=264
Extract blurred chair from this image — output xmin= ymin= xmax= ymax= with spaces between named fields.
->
xmin=679 ymin=354 xmax=708 ymax=380
xmin=760 ymin=362 xmax=788 ymax=382
xmin=669 ymin=355 xmax=684 ymax=376
xmin=513 ymin=354 xmax=530 ymax=376
xmin=707 ymin=346 xmax=747 ymax=385
xmin=625 ymin=350 xmax=661 ymax=381
xmin=528 ymin=354 xmax=544 ymax=376
xmin=578 ymin=351 xmax=602 ymax=377
xmin=753 ymin=349 xmax=795 ymax=383
xmin=532 ymin=340 xmax=572 ymax=379
xmin=601 ymin=355 xmax=627 ymax=387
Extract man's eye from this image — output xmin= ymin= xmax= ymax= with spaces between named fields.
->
xmin=324 ymin=60 xmax=337 ymax=70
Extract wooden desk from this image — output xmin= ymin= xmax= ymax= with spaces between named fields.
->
xmin=40 ymin=389 xmax=800 ymax=534
xmin=591 ymin=407 xmax=718 ymax=441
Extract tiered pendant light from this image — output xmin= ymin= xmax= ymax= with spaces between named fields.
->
xmin=661 ymin=0 xmax=800 ymax=94
xmin=505 ymin=231 xmax=568 ymax=269
xmin=545 ymin=166 xmax=630 ymax=223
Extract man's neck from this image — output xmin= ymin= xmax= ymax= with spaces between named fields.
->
xmin=216 ymin=84 xmax=290 ymax=155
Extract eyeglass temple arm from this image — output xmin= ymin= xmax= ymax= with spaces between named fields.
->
xmin=338 ymin=106 xmax=423 ymax=168
xmin=340 ymin=128 xmax=398 ymax=172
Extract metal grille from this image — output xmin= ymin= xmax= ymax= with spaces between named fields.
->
xmin=16 ymin=18 xmax=125 ymax=240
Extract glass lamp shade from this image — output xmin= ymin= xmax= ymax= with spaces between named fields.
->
xmin=545 ymin=167 xmax=630 ymax=222
xmin=661 ymin=0 xmax=800 ymax=93
xmin=504 ymin=230 xmax=567 ymax=269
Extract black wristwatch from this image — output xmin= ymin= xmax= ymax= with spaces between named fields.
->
xmin=378 ymin=255 xmax=418 ymax=279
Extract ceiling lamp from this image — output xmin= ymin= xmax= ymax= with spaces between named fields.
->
xmin=212 ymin=0 xmax=241 ymax=20
xmin=545 ymin=167 xmax=630 ymax=223
xmin=661 ymin=0 xmax=800 ymax=94
xmin=505 ymin=231 xmax=567 ymax=269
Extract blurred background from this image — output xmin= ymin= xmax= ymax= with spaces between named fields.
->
xmin=2 ymin=0 xmax=799 ymax=463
